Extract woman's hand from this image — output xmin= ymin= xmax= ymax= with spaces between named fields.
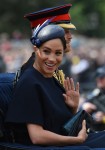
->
xmin=77 ymin=120 xmax=88 ymax=143
xmin=63 ymin=77 xmax=80 ymax=114
xmin=27 ymin=122 xmax=88 ymax=146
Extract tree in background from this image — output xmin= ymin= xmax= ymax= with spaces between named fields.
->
xmin=0 ymin=0 xmax=105 ymax=37
xmin=71 ymin=0 xmax=105 ymax=37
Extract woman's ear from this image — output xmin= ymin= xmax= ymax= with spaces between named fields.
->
xmin=33 ymin=46 xmax=39 ymax=52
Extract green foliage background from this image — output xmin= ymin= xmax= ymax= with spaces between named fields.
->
xmin=1 ymin=0 xmax=105 ymax=37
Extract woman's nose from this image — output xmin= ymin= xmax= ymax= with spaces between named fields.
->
xmin=48 ymin=54 xmax=56 ymax=62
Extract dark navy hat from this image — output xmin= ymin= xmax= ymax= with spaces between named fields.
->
xmin=30 ymin=19 xmax=66 ymax=49
xmin=95 ymin=66 xmax=105 ymax=78
xmin=24 ymin=4 xmax=76 ymax=30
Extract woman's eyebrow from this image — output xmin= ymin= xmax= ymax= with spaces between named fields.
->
xmin=42 ymin=46 xmax=51 ymax=50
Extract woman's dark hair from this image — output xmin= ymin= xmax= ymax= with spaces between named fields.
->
xmin=58 ymin=37 xmax=66 ymax=50
xmin=21 ymin=52 xmax=35 ymax=75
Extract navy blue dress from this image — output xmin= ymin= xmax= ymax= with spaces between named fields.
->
xmin=5 ymin=67 xmax=73 ymax=144
xmin=5 ymin=67 xmax=105 ymax=148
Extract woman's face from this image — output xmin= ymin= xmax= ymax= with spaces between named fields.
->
xmin=34 ymin=39 xmax=64 ymax=77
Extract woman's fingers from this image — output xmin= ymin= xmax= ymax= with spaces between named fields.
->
xmin=64 ymin=79 xmax=67 ymax=91
xmin=67 ymin=77 xmax=71 ymax=90
xmin=70 ymin=78 xmax=75 ymax=90
xmin=64 ymin=77 xmax=71 ymax=91
xmin=76 ymin=82 xmax=79 ymax=93
xmin=82 ymin=120 xmax=86 ymax=129
xmin=64 ymin=77 xmax=79 ymax=92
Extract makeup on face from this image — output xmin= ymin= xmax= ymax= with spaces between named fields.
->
xmin=34 ymin=39 xmax=64 ymax=78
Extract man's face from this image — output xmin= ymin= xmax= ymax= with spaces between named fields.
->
xmin=64 ymin=29 xmax=72 ymax=52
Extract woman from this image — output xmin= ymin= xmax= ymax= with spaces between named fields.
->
xmin=5 ymin=20 xmax=105 ymax=148
xmin=15 ymin=5 xmax=75 ymax=86
xmin=16 ymin=26 xmax=73 ymax=86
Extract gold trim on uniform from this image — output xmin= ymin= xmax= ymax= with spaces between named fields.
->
xmin=53 ymin=69 xmax=65 ymax=86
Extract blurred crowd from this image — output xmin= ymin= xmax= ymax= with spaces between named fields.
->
xmin=0 ymin=31 xmax=33 ymax=73
xmin=61 ymin=34 xmax=105 ymax=92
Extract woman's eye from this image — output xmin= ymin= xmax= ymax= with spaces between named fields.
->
xmin=56 ymin=52 xmax=62 ymax=55
xmin=43 ymin=50 xmax=50 ymax=54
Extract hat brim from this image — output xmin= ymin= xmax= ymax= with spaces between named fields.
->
xmin=58 ymin=23 xmax=76 ymax=30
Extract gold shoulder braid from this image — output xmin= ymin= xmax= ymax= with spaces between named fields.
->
xmin=53 ymin=69 xmax=65 ymax=86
